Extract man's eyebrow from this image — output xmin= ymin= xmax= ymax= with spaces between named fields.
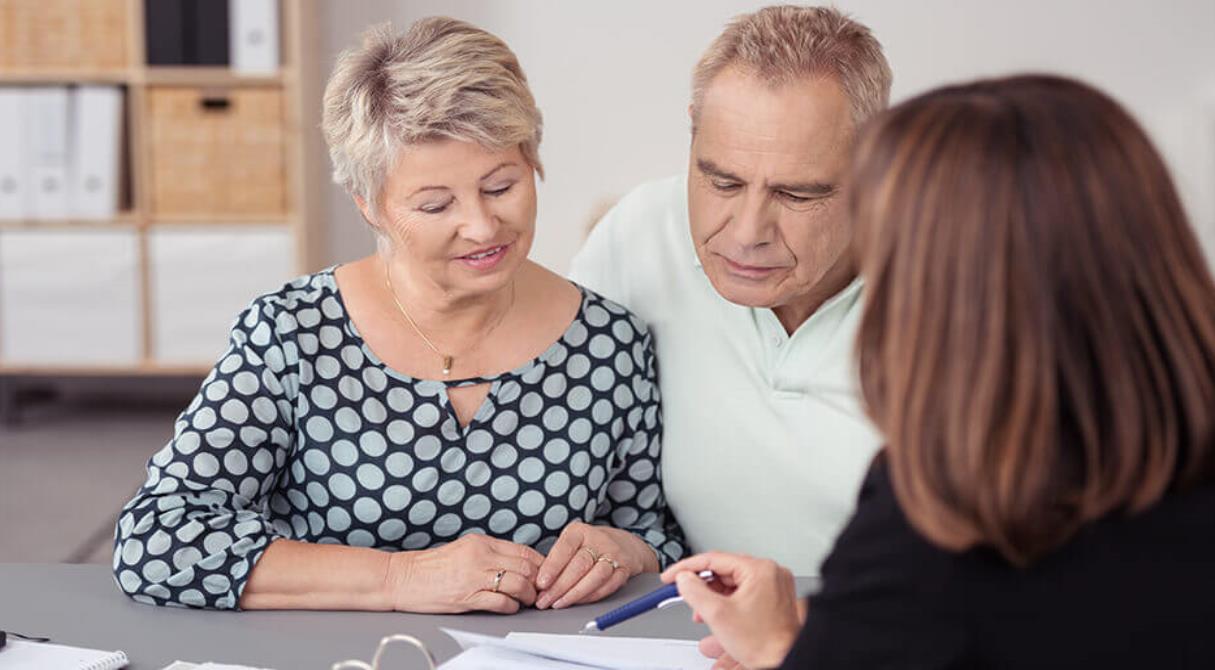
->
xmin=768 ymin=180 xmax=837 ymax=196
xmin=696 ymin=159 xmax=743 ymax=183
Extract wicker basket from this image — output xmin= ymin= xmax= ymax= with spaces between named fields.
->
xmin=146 ymin=86 xmax=286 ymax=218
xmin=0 ymin=0 xmax=128 ymax=71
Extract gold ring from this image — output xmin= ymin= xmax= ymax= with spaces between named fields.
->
xmin=596 ymin=555 xmax=621 ymax=570
xmin=492 ymin=568 xmax=506 ymax=593
xmin=581 ymin=546 xmax=599 ymax=562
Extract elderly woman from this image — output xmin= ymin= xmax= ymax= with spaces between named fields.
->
xmin=113 ymin=17 xmax=685 ymax=613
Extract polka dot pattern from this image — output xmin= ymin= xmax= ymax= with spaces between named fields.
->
xmin=113 ymin=268 xmax=685 ymax=609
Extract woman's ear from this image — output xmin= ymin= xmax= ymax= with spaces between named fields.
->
xmin=354 ymin=195 xmax=386 ymax=238
xmin=354 ymin=194 xmax=374 ymax=225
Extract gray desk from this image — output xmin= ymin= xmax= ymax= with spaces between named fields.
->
xmin=0 ymin=564 xmax=818 ymax=669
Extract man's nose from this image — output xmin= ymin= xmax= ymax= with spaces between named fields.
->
xmin=726 ymin=191 xmax=777 ymax=248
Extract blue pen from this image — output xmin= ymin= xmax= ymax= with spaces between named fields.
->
xmin=580 ymin=570 xmax=716 ymax=633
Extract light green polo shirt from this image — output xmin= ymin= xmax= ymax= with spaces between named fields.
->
xmin=569 ymin=174 xmax=882 ymax=576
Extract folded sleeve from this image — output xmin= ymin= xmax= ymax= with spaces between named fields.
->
xmin=594 ymin=327 xmax=688 ymax=568
xmin=112 ymin=298 xmax=297 ymax=609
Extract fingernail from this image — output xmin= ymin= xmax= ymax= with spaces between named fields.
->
xmin=553 ymin=598 xmax=567 ymax=609
xmin=536 ymin=595 xmax=550 ymax=609
xmin=538 ymin=576 xmax=550 ymax=588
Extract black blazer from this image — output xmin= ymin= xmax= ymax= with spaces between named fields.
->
xmin=780 ymin=461 xmax=1215 ymax=669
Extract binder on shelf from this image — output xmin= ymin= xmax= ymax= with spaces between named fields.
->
xmin=27 ymin=87 xmax=70 ymax=221
xmin=144 ymin=0 xmax=186 ymax=65
xmin=191 ymin=0 xmax=231 ymax=66
xmin=144 ymin=0 xmax=230 ymax=66
xmin=0 ymin=88 xmax=31 ymax=219
xmin=69 ymin=86 xmax=124 ymax=219
xmin=230 ymin=0 xmax=280 ymax=74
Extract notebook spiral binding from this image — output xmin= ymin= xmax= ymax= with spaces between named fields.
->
xmin=332 ymin=634 xmax=437 ymax=670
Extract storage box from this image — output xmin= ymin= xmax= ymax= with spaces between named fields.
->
xmin=0 ymin=228 xmax=141 ymax=365
xmin=0 ymin=0 xmax=128 ymax=71
xmin=148 ymin=224 xmax=295 ymax=364
xmin=146 ymin=86 xmax=286 ymax=218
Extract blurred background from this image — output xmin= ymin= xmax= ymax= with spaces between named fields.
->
xmin=2 ymin=0 xmax=1213 ymax=564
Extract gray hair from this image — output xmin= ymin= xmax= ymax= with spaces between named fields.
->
xmin=322 ymin=18 xmax=544 ymax=217
xmin=691 ymin=5 xmax=892 ymax=129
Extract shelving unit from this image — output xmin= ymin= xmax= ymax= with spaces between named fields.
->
xmin=0 ymin=0 xmax=324 ymax=382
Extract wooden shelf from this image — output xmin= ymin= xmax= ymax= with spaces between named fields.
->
xmin=0 ymin=69 xmax=132 ymax=85
xmin=149 ymin=214 xmax=294 ymax=226
xmin=0 ymin=214 xmax=141 ymax=229
xmin=141 ymin=67 xmax=283 ymax=87
xmin=0 ymin=363 xmax=211 ymax=377
xmin=0 ymin=0 xmax=320 ymax=378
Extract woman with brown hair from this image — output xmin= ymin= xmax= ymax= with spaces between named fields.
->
xmin=661 ymin=74 xmax=1215 ymax=669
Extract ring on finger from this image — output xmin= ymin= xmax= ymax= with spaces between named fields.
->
xmin=492 ymin=568 xmax=506 ymax=593
xmin=581 ymin=546 xmax=599 ymax=562
xmin=596 ymin=555 xmax=621 ymax=570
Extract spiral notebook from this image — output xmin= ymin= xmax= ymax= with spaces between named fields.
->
xmin=0 ymin=638 xmax=128 ymax=669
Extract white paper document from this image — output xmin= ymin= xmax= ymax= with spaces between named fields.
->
xmin=440 ymin=628 xmax=713 ymax=670
xmin=0 ymin=638 xmax=128 ymax=670
xmin=161 ymin=662 xmax=274 ymax=670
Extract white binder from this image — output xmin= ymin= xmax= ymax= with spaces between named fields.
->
xmin=0 ymin=88 xmax=31 ymax=219
xmin=27 ymin=86 xmax=71 ymax=220
xmin=229 ymin=0 xmax=280 ymax=75
xmin=69 ymin=85 xmax=123 ymax=219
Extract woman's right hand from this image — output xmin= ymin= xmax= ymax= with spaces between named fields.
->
xmin=385 ymin=534 xmax=545 ymax=613
xmin=661 ymin=552 xmax=802 ymax=669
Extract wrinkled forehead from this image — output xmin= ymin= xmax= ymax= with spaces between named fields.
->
xmin=694 ymin=68 xmax=854 ymax=178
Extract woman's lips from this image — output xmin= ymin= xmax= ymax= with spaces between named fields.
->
xmin=457 ymin=243 xmax=510 ymax=270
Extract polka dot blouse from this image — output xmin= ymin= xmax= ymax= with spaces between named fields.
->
xmin=112 ymin=268 xmax=687 ymax=609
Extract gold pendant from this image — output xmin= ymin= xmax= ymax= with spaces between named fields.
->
xmin=442 ymin=355 xmax=453 ymax=376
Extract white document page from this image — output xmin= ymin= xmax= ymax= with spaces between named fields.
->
xmin=0 ymin=639 xmax=128 ymax=670
xmin=441 ymin=628 xmax=713 ymax=670
xmin=161 ymin=662 xmax=274 ymax=670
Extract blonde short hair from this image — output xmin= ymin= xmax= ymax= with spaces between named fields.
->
xmin=691 ymin=5 xmax=892 ymax=129
xmin=322 ymin=18 xmax=544 ymax=214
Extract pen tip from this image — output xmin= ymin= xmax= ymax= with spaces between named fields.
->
xmin=580 ymin=622 xmax=599 ymax=634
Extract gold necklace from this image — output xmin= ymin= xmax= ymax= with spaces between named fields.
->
xmin=383 ymin=261 xmax=516 ymax=377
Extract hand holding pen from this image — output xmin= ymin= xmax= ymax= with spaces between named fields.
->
xmin=658 ymin=552 xmax=803 ymax=670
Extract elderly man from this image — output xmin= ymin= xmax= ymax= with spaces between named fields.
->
xmin=570 ymin=5 xmax=891 ymax=576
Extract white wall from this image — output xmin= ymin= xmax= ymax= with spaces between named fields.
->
xmin=316 ymin=1 xmax=1215 ymax=273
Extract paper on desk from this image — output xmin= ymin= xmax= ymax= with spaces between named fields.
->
xmin=440 ymin=628 xmax=713 ymax=670
xmin=161 ymin=662 xmax=275 ymax=670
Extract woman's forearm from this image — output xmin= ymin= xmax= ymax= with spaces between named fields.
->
xmin=239 ymin=538 xmax=402 ymax=610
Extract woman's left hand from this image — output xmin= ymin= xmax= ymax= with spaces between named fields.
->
xmin=535 ymin=521 xmax=659 ymax=609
